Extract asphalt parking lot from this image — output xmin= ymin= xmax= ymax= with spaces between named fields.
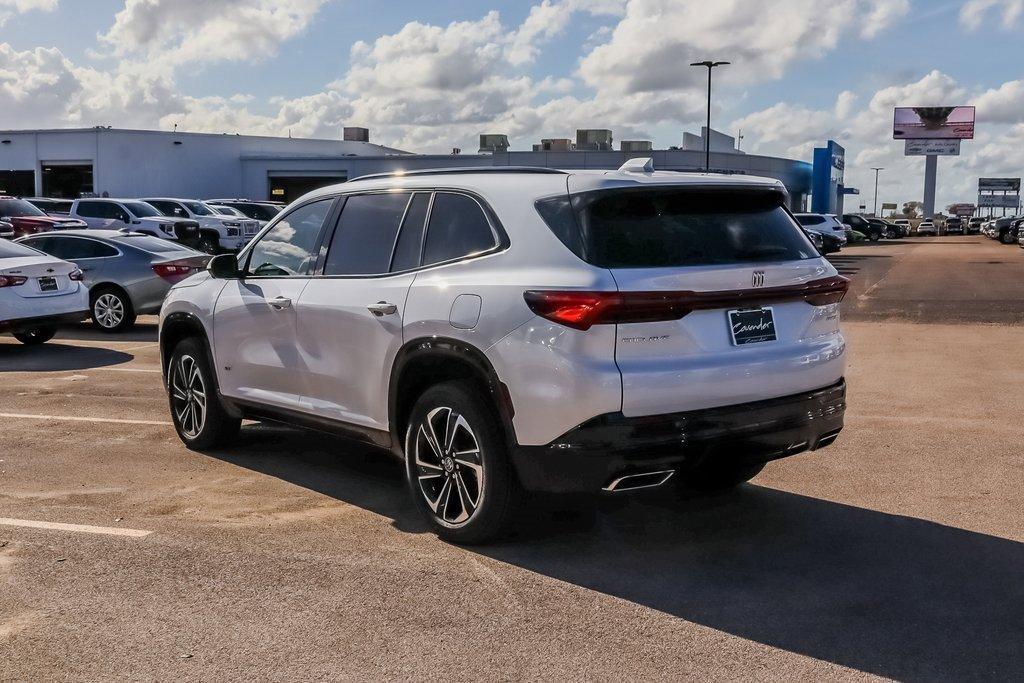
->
xmin=2 ymin=236 xmax=1023 ymax=681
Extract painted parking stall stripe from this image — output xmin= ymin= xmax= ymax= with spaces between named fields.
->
xmin=0 ymin=518 xmax=152 ymax=538
xmin=0 ymin=412 xmax=171 ymax=426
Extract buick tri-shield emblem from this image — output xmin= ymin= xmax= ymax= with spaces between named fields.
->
xmin=751 ymin=271 xmax=765 ymax=288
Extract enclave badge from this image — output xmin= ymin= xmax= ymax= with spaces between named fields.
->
xmin=752 ymin=270 xmax=765 ymax=288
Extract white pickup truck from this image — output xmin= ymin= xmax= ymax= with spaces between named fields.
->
xmin=69 ymin=198 xmax=200 ymax=247
xmin=142 ymin=198 xmax=261 ymax=254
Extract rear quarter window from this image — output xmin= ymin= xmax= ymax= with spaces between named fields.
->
xmin=537 ymin=188 xmax=817 ymax=268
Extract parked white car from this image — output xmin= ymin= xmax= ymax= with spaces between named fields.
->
xmin=0 ymin=238 xmax=88 ymax=344
xmin=70 ymin=198 xmax=200 ymax=246
xmin=917 ymin=219 xmax=937 ymax=236
xmin=142 ymin=198 xmax=261 ymax=254
xmin=794 ymin=213 xmax=848 ymax=246
xmin=160 ymin=163 xmax=848 ymax=543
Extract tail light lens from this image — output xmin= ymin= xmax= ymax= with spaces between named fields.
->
xmin=0 ymin=275 xmax=28 ymax=287
xmin=69 ymin=268 xmax=84 ymax=281
xmin=524 ymin=276 xmax=849 ymax=331
xmin=152 ymin=262 xmax=195 ymax=280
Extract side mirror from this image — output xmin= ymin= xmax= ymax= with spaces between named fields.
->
xmin=208 ymin=253 xmax=241 ymax=279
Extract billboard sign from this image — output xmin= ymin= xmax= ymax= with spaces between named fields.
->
xmin=881 ymin=202 xmax=898 ymax=210
xmin=948 ymin=203 xmax=976 ymax=216
xmin=893 ymin=106 xmax=975 ymax=139
xmin=904 ymin=139 xmax=961 ymax=156
xmin=978 ymin=195 xmax=1020 ymax=208
xmin=978 ymin=177 xmax=1021 ymax=191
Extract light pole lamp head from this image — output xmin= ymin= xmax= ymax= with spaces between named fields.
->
xmin=689 ymin=61 xmax=731 ymax=68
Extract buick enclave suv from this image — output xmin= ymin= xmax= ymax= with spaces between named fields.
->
xmin=159 ymin=163 xmax=848 ymax=543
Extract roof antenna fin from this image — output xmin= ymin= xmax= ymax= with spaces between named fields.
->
xmin=619 ymin=157 xmax=654 ymax=174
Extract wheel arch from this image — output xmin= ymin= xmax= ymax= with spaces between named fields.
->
xmin=160 ymin=312 xmax=214 ymax=385
xmin=388 ymin=337 xmax=517 ymax=460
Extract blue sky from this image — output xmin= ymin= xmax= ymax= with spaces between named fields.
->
xmin=0 ymin=0 xmax=1022 ymax=208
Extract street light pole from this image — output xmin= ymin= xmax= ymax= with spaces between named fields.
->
xmin=871 ymin=167 xmax=884 ymax=216
xmin=689 ymin=60 xmax=730 ymax=173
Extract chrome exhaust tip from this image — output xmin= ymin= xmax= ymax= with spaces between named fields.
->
xmin=603 ymin=469 xmax=675 ymax=492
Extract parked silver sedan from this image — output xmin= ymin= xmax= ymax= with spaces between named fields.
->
xmin=16 ymin=230 xmax=209 ymax=332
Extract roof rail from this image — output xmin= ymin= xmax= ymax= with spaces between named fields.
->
xmin=351 ymin=166 xmax=567 ymax=182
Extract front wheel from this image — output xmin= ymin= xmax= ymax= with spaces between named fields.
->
xmin=167 ymin=338 xmax=240 ymax=450
xmin=404 ymin=381 xmax=520 ymax=544
xmin=1001 ymin=231 xmax=1015 ymax=245
xmin=13 ymin=327 xmax=56 ymax=345
xmin=868 ymin=231 xmax=881 ymax=242
xmin=197 ymin=233 xmax=220 ymax=255
xmin=885 ymin=228 xmax=897 ymax=239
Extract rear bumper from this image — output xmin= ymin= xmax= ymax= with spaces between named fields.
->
xmin=511 ymin=379 xmax=846 ymax=493
xmin=0 ymin=309 xmax=88 ymax=334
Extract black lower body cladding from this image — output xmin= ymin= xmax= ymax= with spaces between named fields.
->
xmin=511 ymin=380 xmax=847 ymax=493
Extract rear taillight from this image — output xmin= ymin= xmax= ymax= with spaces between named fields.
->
xmin=69 ymin=268 xmax=84 ymax=281
xmin=152 ymin=263 xmax=194 ymax=280
xmin=524 ymin=275 xmax=849 ymax=331
xmin=0 ymin=275 xmax=27 ymax=287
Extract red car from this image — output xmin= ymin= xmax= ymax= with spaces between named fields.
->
xmin=0 ymin=197 xmax=87 ymax=238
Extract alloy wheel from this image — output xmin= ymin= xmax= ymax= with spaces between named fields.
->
xmin=413 ymin=406 xmax=484 ymax=526
xmin=170 ymin=354 xmax=207 ymax=439
xmin=94 ymin=293 xmax=125 ymax=329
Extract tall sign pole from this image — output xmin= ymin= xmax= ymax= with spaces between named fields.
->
xmin=923 ymin=155 xmax=938 ymax=218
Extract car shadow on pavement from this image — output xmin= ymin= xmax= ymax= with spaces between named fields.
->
xmin=826 ymin=253 xmax=892 ymax=277
xmin=56 ymin=321 xmax=159 ymax=343
xmin=208 ymin=424 xmax=1024 ymax=682
xmin=0 ymin=342 xmax=134 ymax=372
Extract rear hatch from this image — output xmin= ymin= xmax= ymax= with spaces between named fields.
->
xmin=548 ymin=180 xmax=847 ymax=417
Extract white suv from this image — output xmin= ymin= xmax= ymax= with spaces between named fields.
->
xmin=142 ymin=198 xmax=261 ymax=254
xmin=159 ymin=163 xmax=848 ymax=543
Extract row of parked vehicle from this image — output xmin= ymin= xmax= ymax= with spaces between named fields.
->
xmin=0 ymin=196 xmax=284 ymax=342
xmin=0 ymin=196 xmax=283 ymax=254
xmin=978 ymin=215 xmax=1024 ymax=246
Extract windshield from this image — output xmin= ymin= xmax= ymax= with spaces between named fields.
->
xmin=124 ymin=202 xmax=162 ymax=218
xmin=183 ymin=201 xmax=214 ymax=216
xmin=537 ymin=188 xmax=817 ymax=268
xmin=0 ymin=199 xmax=46 ymax=218
xmin=232 ymin=203 xmax=279 ymax=221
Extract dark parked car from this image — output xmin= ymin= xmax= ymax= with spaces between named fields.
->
xmin=25 ymin=197 xmax=73 ymax=216
xmin=0 ymin=197 xmax=87 ymax=238
xmin=993 ymin=216 xmax=1020 ymax=244
xmin=945 ymin=217 xmax=964 ymax=234
xmin=842 ymin=214 xmax=883 ymax=241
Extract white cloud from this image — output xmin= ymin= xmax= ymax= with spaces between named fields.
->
xmin=730 ymin=70 xmax=1024 ymax=212
xmin=959 ymin=0 xmax=1024 ymax=30
xmin=99 ymin=0 xmax=328 ymax=70
xmin=0 ymin=0 xmax=58 ymax=25
xmin=578 ymin=0 xmax=910 ymax=94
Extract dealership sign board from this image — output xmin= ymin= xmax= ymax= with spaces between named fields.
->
xmin=904 ymin=139 xmax=961 ymax=156
xmin=948 ymin=203 xmax=976 ymax=216
xmin=893 ymin=106 xmax=975 ymax=139
xmin=978 ymin=177 xmax=1021 ymax=191
xmin=978 ymin=195 xmax=1020 ymax=208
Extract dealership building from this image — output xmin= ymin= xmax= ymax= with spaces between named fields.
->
xmin=0 ymin=126 xmax=818 ymax=206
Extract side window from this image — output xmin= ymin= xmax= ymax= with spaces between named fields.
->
xmin=48 ymin=237 xmax=117 ymax=260
xmin=112 ymin=205 xmax=131 ymax=222
xmin=245 ymin=199 xmax=332 ymax=277
xmin=76 ymin=201 xmax=102 ymax=218
xmin=422 ymin=193 xmax=496 ymax=266
xmin=20 ymin=236 xmax=54 ymax=255
xmin=390 ymin=193 xmax=430 ymax=272
xmin=323 ymin=193 xmax=410 ymax=276
xmin=148 ymin=200 xmax=180 ymax=217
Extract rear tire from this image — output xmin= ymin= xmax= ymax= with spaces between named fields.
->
xmin=167 ymin=338 xmax=240 ymax=450
xmin=91 ymin=287 xmax=137 ymax=332
xmin=404 ymin=381 xmax=520 ymax=545
xmin=13 ymin=327 xmax=56 ymax=345
xmin=1001 ymin=231 xmax=1015 ymax=245
xmin=681 ymin=457 xmax=766 ymax=492
xmin=197 ymin=233 xmax=220 ymax=255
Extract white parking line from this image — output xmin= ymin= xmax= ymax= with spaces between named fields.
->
xmin=104 ymin=367 xmax=162 ymax=374
xmin=0 ymin=412 xmax=171 ymax=426
xmin=0 ymin=517 xmax=152 ymax=538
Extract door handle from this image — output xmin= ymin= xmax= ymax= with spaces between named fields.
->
xmin=367 ymin=301 xmax=398 ymax=317
xmin=269 ymin=296 xmax=292 ymax=310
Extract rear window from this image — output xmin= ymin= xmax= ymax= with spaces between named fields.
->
xmin=115 ymin=235 xmax=195 ymax=254
xmin=0 ymin=240 xmax=43 ymax=258
xmin=537 ymin=188 xmax=817 ymax=268
xmin=795 ymin=214 xmax=825 ymax=226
